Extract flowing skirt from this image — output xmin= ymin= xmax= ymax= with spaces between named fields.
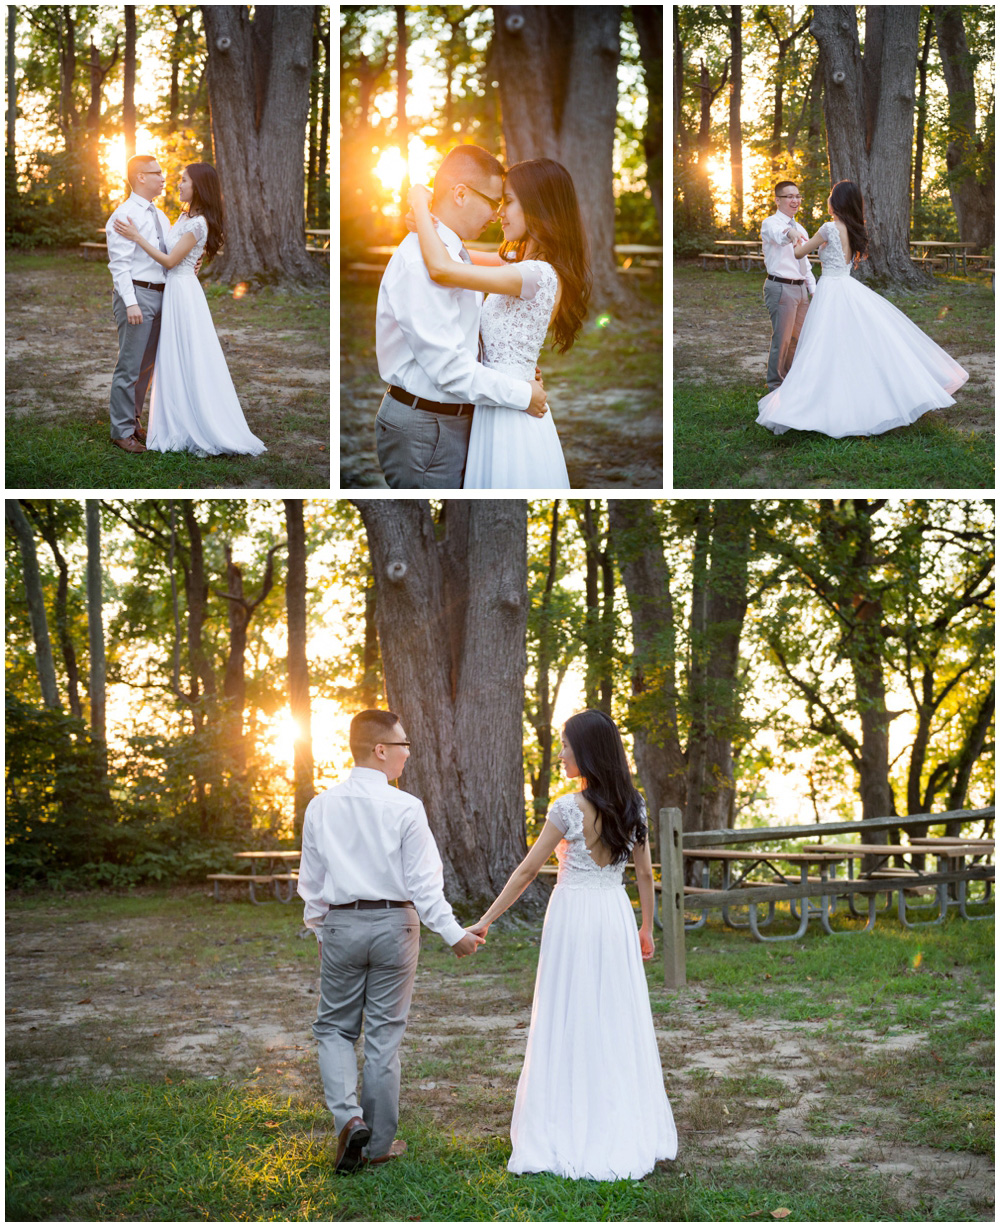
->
xmin=756 ymin=272 xmax=968 ymax=437
xmin=508 ymin=881 xmax=677 ymax=1181
xmin=148 ymin=272 xmax=266 ymax=455
xmin=464 ymin=360 xmax=569 ymax=489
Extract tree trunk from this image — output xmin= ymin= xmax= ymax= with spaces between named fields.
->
xmin=811 ymin=5 xmax=926 ymax=287
xmin=6 ymin=500 xmax=61 ymax=711
xmin=6 ymin=5 xmax=16 ymax=194
xmin=945 ymin=682 xmax=995 ymax=826
xmin=356 ymin=499 xmax=535 ymax=911
xmin=576 ymin=501 xmax=614 ymax=715
xmin=284 ymin=498 xmax=314 ymax=841
xmin=124 ymin=7 xmax=136 ymax=160
xmin=721 ymin=5 xmax=743 ymax=229
xmin=23 ymin=503 xmax=82 ymax=721
xmin=317 ymin=9 xmax=330 ymax=227
xmin=632 ymin=5 xmax=663 ymax=236
xmin=933 ymin=6 xmax=995 ymax=252
xmin=202 ymin=6 xmax=324 ymax=285
xmin=395 ymin=4 xmax=408 ymax=227
xmin=527 ymin=501 xmax=563 ymax=823
xmin=492 ymin=6 xmax=632 ymax=311
xmin=85 ymin=500 xmax=107 ymax=770
xmin=607 ymin=499 xmax=687 ymax=858
xmin=912 ymin=14 xmax=933 ymax=216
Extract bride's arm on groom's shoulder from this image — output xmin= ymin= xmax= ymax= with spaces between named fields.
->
xmin=112 ymin=215 xmax=197 ymax=270
xmin=470 ymin=819 xmax=565 ymax=936
xmin=408 ymin=182 xmax=524 ymax=297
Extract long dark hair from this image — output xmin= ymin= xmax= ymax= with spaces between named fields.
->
xmin=499 ymin=158 xmax=591 ymax=354
xmin=185 ymin=162 xmax=225 ymax=261
xmin=828 ymin=179 xmax=868 ymax=266
xmin=564 ymin=709 xmax=647 ymax=865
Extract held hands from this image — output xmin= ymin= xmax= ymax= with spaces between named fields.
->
xmin=639 ymin=926 xmax=655 ymax=962
xmin=469 ymin=919 xmax=490 ymax=939
xmin=452 ymin=928 xmax=486 ymax=958
xmin=114 ymin=214 xmax=142 ymax=243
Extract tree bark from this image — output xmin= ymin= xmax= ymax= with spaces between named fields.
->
xmin=6 ymin=5 xmax=16 ymax=194
xmin=202 ymin=6 xmax=324 ymax=285
xmin=576 ymin=501 xmax=614 ymax=715
xmin=394 ymin=4 xmax=408 ymax=227
xmin=6 ymin=500 xmax=61 ymax=711
xmin=933 ymin=6 xmax=995 ymax=252
xmin=631 ymin=5 xmax=663 ymax=235
xmin=284 ymin=498 xmax=314 ymax=841
xmin=607 ymin=499 xmax=687 ymax=857
xmin=718 ymin=5 xmax=743 ymax=229
xmin=124 ymin=7 xmax=136 ymax=160
xmin=527 ymin=501 xmax=563 ymax=823
xmin=23 ymin=502 xmax=82 ymax=721
xmin=356 ymin=499 xmax=535 ymax=911
xmin=492 ymin=6 xmax=632 ymax=310
xmin=85 ymin=500 xmax=107 ymax=769
xmin=912 ymin=13 xmax=933 ymax=216
xmin=945 ymin=682 xmax=995 ymax=832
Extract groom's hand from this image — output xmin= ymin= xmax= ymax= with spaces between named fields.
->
xmin=127 ymin=305 xmax=143 ymax=326
xmin=452 ymin=930 xmax=485 ymax=958
xmin=527 ymin=378 xmax=547 ymax=418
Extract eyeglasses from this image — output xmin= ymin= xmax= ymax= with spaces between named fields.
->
xmin=778 ymin=194 xmax=802 ymax=200
xmin=463 ymin=184 xmax=501 ymax=211
xmin=376 ymin=741 xmax=411 ymax=748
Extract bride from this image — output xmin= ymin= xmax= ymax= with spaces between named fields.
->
xmin=471 ymin=710 xmax=677 ymax=1181
xmin=408 ymin=158 xmax=590 ymax=489
xmin=757 ymin=179 xmax=968 ymax=436
xmin=112 ymin=163 xmax=266 ymax=457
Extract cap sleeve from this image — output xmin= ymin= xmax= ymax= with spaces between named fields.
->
xmin=546 ymin=794 xmax=571 ymax=834
xmin=518 ymin=259 xmax=556 ymax=302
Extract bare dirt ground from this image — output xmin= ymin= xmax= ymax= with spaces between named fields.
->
xmin=6 ymin=891 xmax=993 ymax=1217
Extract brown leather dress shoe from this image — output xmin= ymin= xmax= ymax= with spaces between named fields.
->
xmin=112 ymin=435 xmax=146 ymax=453
xmin=334 ymin=1116 xmax=371 ymax=1173
xmin=366 ymin=1139 xmax=407 ymax=1166
xmin=134 ymin=424 xmax=147 ymax=443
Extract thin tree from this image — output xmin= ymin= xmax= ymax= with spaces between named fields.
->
xmin=5 ymin=500 xmax=61 ymax=711
xmin=912 ymin=13 xmax=934 ymax=219
xmin=284 ymin=498 xmax=314 ymax=841
xmin=632 ymin=6 xmax=663 ymax=235
xmin=717 ymin=5 xmax=743 ymax=229
xmin=123 ymin=6 xmax=136 ymax=160
xmin=6 ymin=5 xmax=16 ymax=195
xmin=86 ymin=499 xmax=107 ymax=772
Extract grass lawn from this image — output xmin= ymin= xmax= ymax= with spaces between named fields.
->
xmin=340 ymin=275 xmax=664 ymax=489
xmin=672 ymin=264 xmax=994 ymax=489
xmin=6 ymin=887 xmax=994 ymax=1222
xmin=5 ymin=250 xmax=331 ymax=490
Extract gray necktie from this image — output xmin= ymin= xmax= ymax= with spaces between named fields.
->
xmin=148 ymin=203 xmax=168 ymax=254
xmin=458 ymin=247 xmax=485 ymax=359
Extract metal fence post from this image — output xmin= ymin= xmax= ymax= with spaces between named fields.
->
xmin=659 ymin=806 xmax=686 ymax=989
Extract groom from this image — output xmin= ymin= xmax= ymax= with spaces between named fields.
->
xmin=297 ymin=709 xmax=484 ymax=1171
xmin=105 ymin=155 xmax=172 ymax=453
xmin=761 ymin=180 xmax=817 ymax=392
xmin=373 ymin=143 xmax=548 ymax=488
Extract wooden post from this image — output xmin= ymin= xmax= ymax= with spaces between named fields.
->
xmin=659 ymin=807 xmax=686 ymax=989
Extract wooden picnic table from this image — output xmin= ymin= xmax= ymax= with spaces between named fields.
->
xmin=208 ymin=850 xmax=301 ymax=904
xmin=910 ymin=240 xmax=977 ymax=273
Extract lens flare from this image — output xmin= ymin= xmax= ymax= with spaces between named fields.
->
xmin=233 ymin=282 xmax=248 ymax=300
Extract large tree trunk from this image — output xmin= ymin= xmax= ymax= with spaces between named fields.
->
xmin=933 ymin=6 xmax=995 ymax=252
xmin=811 ymin=6 xmax=925 ymax=287
xmin=85 ymin=500 xmax=107 ymax=773
xmin=685 ymin=501 xmax=751 ymax=838
xmin=284 ymin=498 xmax=314 ymax=841
xmin=356 ymin=499 xmax=534 ymax=911
xmin=492 ymin=6 xmax=632 ymax=311
xmin=124 ymin=7 xmax=136 ymax=160
xmin=202 ymin=6 xmax=324 ymax=285
xmin=631 ymin=6 xmax=663 ymax=236
xmin=607 ymin=499 xmax=687 ymax=860
xmin=6 ymin=500 xmax=61 ymax=711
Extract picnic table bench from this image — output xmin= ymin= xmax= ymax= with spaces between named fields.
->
xmin=208 ymin=850 xmax=301 ymax=904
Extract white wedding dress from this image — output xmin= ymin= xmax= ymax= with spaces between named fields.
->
xmin=147 ymin=214 xmax=266 ymax=456
xmin=464 ymin=259 xmax=570 ymax=489
xmin=756 ymin=221 xmax=969 ymax=436
xmin=508 ymin=793 xmax=677 ymax=1182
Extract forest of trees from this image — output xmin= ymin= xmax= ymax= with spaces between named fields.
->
xmin=340 ymin=5 xmax=662 ymax=308
xmin=6 ymin=498 xmax=994 ymax=905
xmin=5 ymin=5 xmax=330 ymax=284
xmin=674 ymin=5 xmax=994 ymax=283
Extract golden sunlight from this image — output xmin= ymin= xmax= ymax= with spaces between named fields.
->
xmin=374 ymin=138 xmax=440 ymax=195
xmin=374 ymin=145 xmax=408 ymax=193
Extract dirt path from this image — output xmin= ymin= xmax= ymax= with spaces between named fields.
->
xmin=6 ymin=893 xmax=993 ymax=1216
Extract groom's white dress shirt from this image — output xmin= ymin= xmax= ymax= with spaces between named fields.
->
xmin=105 ymin=192 xmax=171 ymax=308
xmin=376 ymin=221 xmax=532 ymax=411
xmin=761 ymin=210 xmax=817 ymax=293
xmin=297 ymin=766 xmax=467 ymax=947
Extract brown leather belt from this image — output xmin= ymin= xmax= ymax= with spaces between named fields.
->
xmin=388 ymin=385 xmax=473 ymax=416
xmin=328 ymin=899 xmax=414 ymax=911
xmin=766 ymin=274 xmax=805 ymax=286
xmin=133 ymin=279 xmax=166 ymax=291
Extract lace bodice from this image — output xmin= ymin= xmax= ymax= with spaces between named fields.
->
xmin=818 ymin=220 xmax=851 ymax=279
xmin=480 ymin=259 xmax=558 ymax=377
xmin=166 ymin=213 xmax=208 ymax=278
xmin=548 ymin=793 xmax=631 ymax=890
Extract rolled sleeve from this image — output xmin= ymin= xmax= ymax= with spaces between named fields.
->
xmin=399 ymin=805 xmax=468 ymax=946
xmin=392 ymin=259 xmax=532 ymax=411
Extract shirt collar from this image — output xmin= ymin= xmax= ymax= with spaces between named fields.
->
xmin=433 ymin=218 xmax=464 ymax=253
xmin=348 ymin=766 xmax=392 ymax=786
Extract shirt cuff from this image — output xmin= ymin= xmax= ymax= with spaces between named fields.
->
xmin=440 ymin=918 xmax=470 ymax=947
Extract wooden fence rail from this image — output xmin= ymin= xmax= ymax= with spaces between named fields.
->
xmin=657 ymin=807 xmax=995 ymax=989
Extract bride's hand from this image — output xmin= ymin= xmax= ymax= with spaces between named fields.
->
xmin=469 ymin=919 xmax=490 ymax=938
xmin=639 ymin=926 xmax=654 ymax=961
xmin=114 ymin=215 xmax=142 ymax=242
xmin=408 ymin=183 xmax=432 ymax=211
